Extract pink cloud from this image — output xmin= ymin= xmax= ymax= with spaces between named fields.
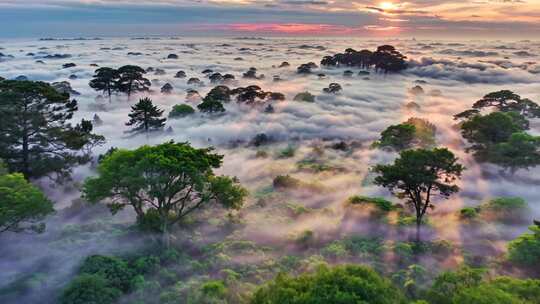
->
xmin=197 ymin=22 xmax=401 ymax=35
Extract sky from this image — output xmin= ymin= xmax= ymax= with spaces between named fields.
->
xmin=0 ymin=0 xmax=539 ymax=38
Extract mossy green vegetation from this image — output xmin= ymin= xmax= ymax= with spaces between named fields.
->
xmin=348 ymin=195 xmax=395 ymax=212
xmin=373 ymin=117 xmax=436 ymax=151
xmin=168 ymin=104 xmax=195 ymax=118
xmin=251 ymin=264 xmax=407 ymax=304
xmin=507 ymin=223 xmax=540 ymax=268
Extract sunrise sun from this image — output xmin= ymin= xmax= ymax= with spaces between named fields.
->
xmin=379 ymin=1 xmax=397 ymax=10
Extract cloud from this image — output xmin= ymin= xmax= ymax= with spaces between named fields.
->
xmin=0 ymin=0 xmax=540 ymax=37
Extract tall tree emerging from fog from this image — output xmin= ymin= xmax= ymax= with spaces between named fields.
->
xmin=372 ymin=148 xmax=464 ymax=243
xmin=83 ymin=141 xmax=248 ymax=247
xmin=126 ymin=97 xmax=166 ymax=134
xmin=116 ymin=65 xmax=150 ymax=99
xmin=89 ymin=67 xmax=119 ymax=102
xmin=0 ymin=80 xmax=104 ymax=180
xmin=0 ymin=166 xmax=54 ymax=233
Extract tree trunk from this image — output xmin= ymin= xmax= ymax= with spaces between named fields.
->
xmin=162 ymin=220 xmax=170 ymax=249
xmin=415 ymin=217 xmax=422 ymax=244
xmin=22 ymin=134 xmax=29 ymax=179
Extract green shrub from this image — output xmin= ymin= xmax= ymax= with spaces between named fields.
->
xmin=60 ymin=274 xmax=122 ymax=304
xmin=272 ymin=175 xmax=301 ymax=189
xmin=79 ymin=255 xmax=135 ymax=292
xmin=137 ymin=208 xmax=163 ymax=232
xmin=169 ymin=104 xmax=195 ymax=118
xmin=484 ymin=197 xmax=527 ymax=212
xmin=321 ymin=242 xmax=348 ymax=259
xmin=507 ymin=224 xmax=540 ymax=267
xmin=295 ymin=230 xmax=315 ymax=247
xmin=482 ymin=197 xmax=528 ymax=222
xmin=373 ymin=123 xmax=416 ymax=151
xmin=293 ymin=91 xmax=315 ymax=102
xmin=284 ymin=202 xmax=312 ymax=217
xmin=343 ymin=236 xmax=384 ymax=257
xmin=251 ymin=264 xmax=406 ymax=304
xmin=201 ymin=280 xmax=227 ymax=298
xmin=277 ymin=146 xmax=296 ymax=158
xmin=348 ymin=195 xmax=394 ymax=212
xmin=451 ymin=284 xmax=523 ymax=304
xmin=133 ymin=255 xmax=161 ymax=274
xmin=460 ymin=207 xmax=479 ymax=219
xmin=426 ymin=266 xmax=485 ymax=304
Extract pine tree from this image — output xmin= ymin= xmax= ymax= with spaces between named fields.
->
xmin=116 ymin=65 xmax=150 ymax=100
xmin=0 ymin=80 xmax=104 ymax=180
xmin=89 ymin=67 xmax=119 ymax=102
xmin=126 ymin=97 xmax=166 ymax=133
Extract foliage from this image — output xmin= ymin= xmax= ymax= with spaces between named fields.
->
xmin=323 ymin=83 xmax=342 ymax=94
xmin=293 ymin=92 xmax=315 ymax=102
xmin=374 ymin=123 xmax=416 ymax=151
xmin=60 ymin=274 xmax=122 ymax=304
xmin=451 ymin=277 xmax=540 ymax=304
xmin=471 ymin=90 xmax=540 ymax=120
xmin=461 ymin=111 xmax=527 ymax=156
xmin=485 ymin=132 xmax=540 ymax=171
xmin=277 ymin=146 xmax=296 ymax=158
xmin=348 ymin=195 xmax=394 ymax=212
xmin=0 ymin=80 xmax=104 ymax=180
xmin=198 ymin=98 xmax=226 ymax=113
xmin=426 ymin=266 xmax=485 ymax=304
xmin=0 ymin=173 xmax=54 ymax=233
xmin=126 ymin=97 xmax=167 ymax=133
xmin=373 ymin=148 xmax=464 ymax=242
xmin=320 ymin=46 xmax=407 ymax=73
xmin=457 ymin=93 xmax=540 ymax=170
xmin=89 ymin=67 xmax=119 ymax=101
xmin=507 ymin=223 xmax=540 ymax=267
xmin=169 ymin=104 xmax=195 ymax=118
xmin=459 ymin=207 xmax=479 ymax=219
xmin=392 ymin=264 xmax=428 ymax=299
xmin=83 ymin=141 xmax=247 ymax=245
xmin=272 ymin=175 xmax=301 ymax=190
xmin=251 ymin=264 xmax=406 ymax=304
xmin=116 ymin=65 xmax=151 ymax=99
xmin=374 ymin=118 xmax=436 ymax=151
xmin=79 ymin=255 xmax=135 ymax=292
xmin=405 ymin=118 xmax=437 ymax=147
xmin=483 ymin=197 xmax=527 ymax=213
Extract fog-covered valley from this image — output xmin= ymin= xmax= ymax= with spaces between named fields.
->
xmin=1 ymin=36 xmax=539 ymax=304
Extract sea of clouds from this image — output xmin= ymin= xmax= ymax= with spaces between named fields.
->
xmin=1 ymin=36 xmax=539 ymax=303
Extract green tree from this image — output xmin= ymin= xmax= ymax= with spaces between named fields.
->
xmin=126 ymin=97 xmax=166 ymax=134
xmin=251 ymin=264 xmax=406 ymax=304
xmin=169 ymin=104 xmax=195 ymax=119
xmin=372 ymin=148 xmax=464 ymax=243
xmin=460 ymin=111 xmax=540 ymax=171
xmin=0 ymin=173 xmax=54 ymax=233
xmin=507 ymin=222 xmax=540 ymax=268
xmin=79 ymin=255 xmax=135 ymax=292
xmin=197 ymin=98 xmax=225 ymax=114
xmin=205 ymin=86 xmax=231 ymax=103
xmin=60 ymin=274 xmax=122 ymax=304
xmin=0 ymin=80 xmax=104 ymax=180
xmin=116 ymin=65 xmax=150 ymax=99
xmin=375 ymin=123 xmax=416 ymax=151
xmin=461 ymin=111 xmax=526 ymax=152
xmin=450 ymin=277 xmax=540 ymax=304
xmin=426 ymin=266 xmax=485 ymax=304
xmin=486 ymin=132 xmax=540 ymax=172
xmin=83 ymin=141 xmax=247 ymax=247
xmin=89 ymin=67 xmax=119 ymax=102
xmin=472 ymin=90 xmax=540 ymax=121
